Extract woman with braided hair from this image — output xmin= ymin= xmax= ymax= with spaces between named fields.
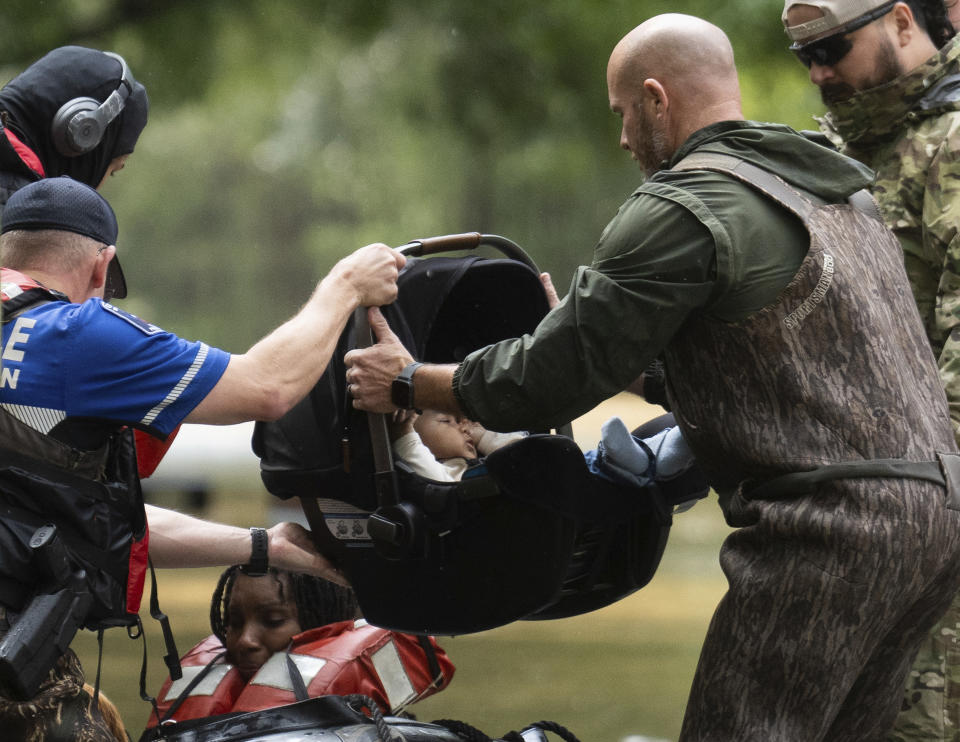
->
xmin=209 ymin=565 xmax=362 ymax=680
xmin=147 ymin=566 xmax=455 ymax=729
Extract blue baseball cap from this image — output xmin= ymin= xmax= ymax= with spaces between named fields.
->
xmin=1 ymin=176 xmax=126 ymax=298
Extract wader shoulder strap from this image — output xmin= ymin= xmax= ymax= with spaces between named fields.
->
xmin=673 ymin=152 xmax=819 ymax=221
xmin=848 ymin=188 xmax=883 ymax=222
xmin=672 ymin=151 xmax=881 ymax=224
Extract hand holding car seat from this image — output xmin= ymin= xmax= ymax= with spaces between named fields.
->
xmin=345 ymin=306 xmax=417 ymax=413
xmin=259 ymin=232 xmax=711 ymax=634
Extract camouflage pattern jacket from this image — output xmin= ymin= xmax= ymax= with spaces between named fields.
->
xmin=820 ymin=36 xmax=960 ymax=444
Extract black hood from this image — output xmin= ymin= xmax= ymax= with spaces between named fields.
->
xmin=0 ymin=46 xmax=149 ymax=187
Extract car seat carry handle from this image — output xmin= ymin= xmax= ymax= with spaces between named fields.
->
xmin=352 ymin=307 xmax=400 ymax=509
xmin=352 ymin=307 xmax=428 ymax=559
xmin=397 ymin=233 xmax=541 ymax=274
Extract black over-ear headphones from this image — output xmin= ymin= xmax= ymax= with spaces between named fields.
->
xmin=51 ymin=51 xmax=133 ymax=157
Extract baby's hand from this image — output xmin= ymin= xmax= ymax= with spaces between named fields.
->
xmin=464 ymin=420 xmax=487 ymax=446
xmin=387 ymin=409 xmax=418 ymax=441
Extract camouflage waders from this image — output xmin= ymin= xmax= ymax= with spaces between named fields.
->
xmin=664 ymin=155 xmax=960 ymax=741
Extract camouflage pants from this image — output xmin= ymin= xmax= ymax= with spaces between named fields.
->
xmin=0 ymin=608 xmax=119 ymax=742
xmin=887 ymin=590 xmax=960 ymax=742
xmin=679 ymin=476 xmax=960 ymax=742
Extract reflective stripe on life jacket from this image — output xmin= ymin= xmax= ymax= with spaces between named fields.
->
xmin=1 ymin=267 xmax=47 ymax=297
xmin=232 ymin=619 xmax=455 ymax=715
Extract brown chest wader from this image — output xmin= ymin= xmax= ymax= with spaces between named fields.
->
xmin=671 ymin=152 xmax=960 ymax=513
xmin=664 ymin=152 xmax=960 ymax=742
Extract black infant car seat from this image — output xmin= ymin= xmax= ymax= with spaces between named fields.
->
xmin=254 ymin=233 xmax=704 ymax=635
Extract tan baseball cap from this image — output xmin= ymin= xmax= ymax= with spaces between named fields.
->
xmin=782 ymin=0 xmax=895 ymax=41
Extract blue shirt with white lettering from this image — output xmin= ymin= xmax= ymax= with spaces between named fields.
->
xmin=1 ymin=298 xmax=230 ymax=438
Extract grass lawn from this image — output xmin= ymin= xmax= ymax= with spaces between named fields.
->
xmin=72 ymin=396 xmax=734 ymax=741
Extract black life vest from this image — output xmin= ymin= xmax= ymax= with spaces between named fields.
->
xmin=0 ymin=269 xmax=148 ymax=626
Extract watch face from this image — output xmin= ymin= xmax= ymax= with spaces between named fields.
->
xmin=391 ymin=377 xmax=413 ymax=409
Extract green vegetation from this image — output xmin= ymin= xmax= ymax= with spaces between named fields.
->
xmin=3 ymin=1 xmax=822 ymax=353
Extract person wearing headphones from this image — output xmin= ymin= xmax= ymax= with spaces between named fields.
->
xmin=0 ymin=45 xmax=148 ymax=204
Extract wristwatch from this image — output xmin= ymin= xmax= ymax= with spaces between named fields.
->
xmin=391 ymin=362 xmax=424 ymax=410
xmin=241 ymin=527 xmax=269 ymax=577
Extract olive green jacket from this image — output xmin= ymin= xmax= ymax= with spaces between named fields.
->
xmin=454 ymin=120 xmax=873 ymax=432
xmin=820 ymin=36 xmax=960 ymax=444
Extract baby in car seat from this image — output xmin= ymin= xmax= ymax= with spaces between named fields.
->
xmin=388 ymin=407 xmax=706 ymax=507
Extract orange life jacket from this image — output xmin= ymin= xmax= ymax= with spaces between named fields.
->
xmin=147 ymin=620 xmax=454 ymax=727
xmin=233 ymin=619 xmax=454 ymax=715
xmin=149 ymin=634 xmax=245 ymax=727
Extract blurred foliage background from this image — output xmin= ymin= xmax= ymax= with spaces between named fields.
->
xmin=5 ymin=1 xmax=823 ymax=739
xmin=4 ymin=0 xmax=822 ymax=352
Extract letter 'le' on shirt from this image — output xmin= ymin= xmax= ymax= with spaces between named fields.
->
xmin=1 ymin=290 xmax=229 ymax=438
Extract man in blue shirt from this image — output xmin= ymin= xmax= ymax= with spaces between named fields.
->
xmin=2 ymin=177 xmax=403 ymax=569
xmin=0 ymin=176 xmax=403 ymax=739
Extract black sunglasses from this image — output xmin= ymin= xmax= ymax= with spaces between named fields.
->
xmin=789 ymin=0 xmax=897 ymax=68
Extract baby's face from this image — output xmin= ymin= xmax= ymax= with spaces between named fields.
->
xmin=414 ymin=410 xmax=477 ymax=461
xmin=225 ymin=573 xmax=302 ymax=680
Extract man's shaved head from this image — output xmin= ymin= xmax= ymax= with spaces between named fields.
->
xmin=607 ymin=14 xmax=743 ymax=172
xmin=609 ymin=14 xmax=740 ymax=101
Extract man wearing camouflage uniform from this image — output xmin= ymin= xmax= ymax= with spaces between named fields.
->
xmin=784 ymin=1 xmax=960 ymax=739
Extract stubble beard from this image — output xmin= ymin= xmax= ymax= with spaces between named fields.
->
xmin=820 ymin=36 xmax=904 ymax=105
xmin=638 ymin=110 xmax=672 ymax=178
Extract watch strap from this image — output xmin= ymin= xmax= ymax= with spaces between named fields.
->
xmin=393 ymin=361 xmax=424 ymax=409
xmin=241 ymin=527 xmax=269 ymax=576
xmin=399 ymin=361 xmax=424 ymax=383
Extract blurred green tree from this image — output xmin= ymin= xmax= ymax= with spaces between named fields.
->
xmin=1 ymin=0 xmax=822 ymax=350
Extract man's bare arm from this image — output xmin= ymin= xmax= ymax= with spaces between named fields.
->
xmin=188 ymin=244 xmax=404 ymax=424
xmin=145 ymin=504 xmax=346 ymax=584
